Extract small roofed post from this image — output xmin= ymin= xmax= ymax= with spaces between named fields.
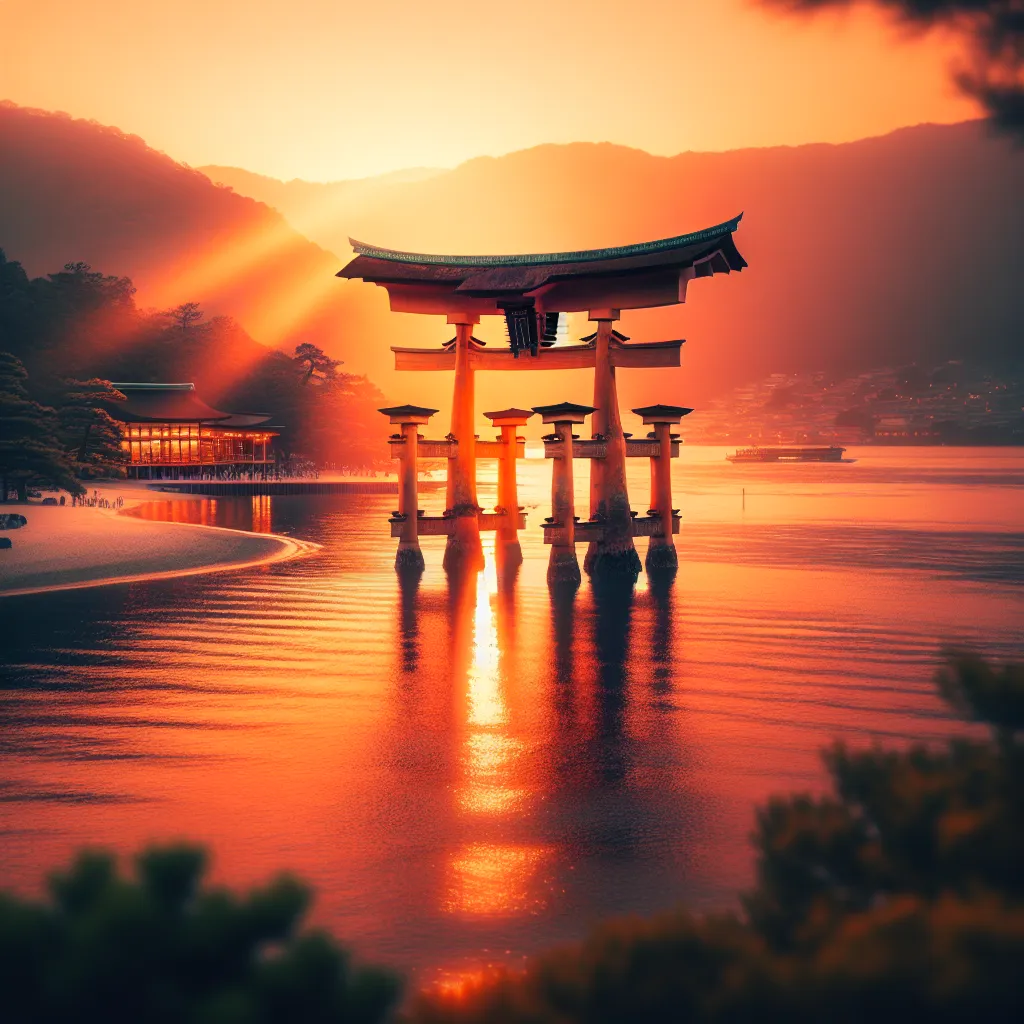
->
xmin=483 ymin=408 xmax=533 ymax=570
xmin=444 ymin=315 xmax=484 ymax=573
xmin=633 ymin=404 xmax=692 ymax=573
xmin=535 ymin=402 xmax=595 ymax=587
xmin=586 ymin=313 xmax=641 ymax=580
xmin=380 ymin=404 xmax=438 ymax=573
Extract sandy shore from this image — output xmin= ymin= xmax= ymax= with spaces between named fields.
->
xmin=0 ymin=482 xmax=317 ymax=598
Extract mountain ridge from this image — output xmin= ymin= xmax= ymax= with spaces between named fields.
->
xmin=204 ymin=118 xmax=987 ymax=192
xmin=192 ymin=119 xmax=1023 ymax=417
xmin=1 ymin=102 xmax=1020 ymax=421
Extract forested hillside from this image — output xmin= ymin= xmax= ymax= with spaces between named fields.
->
xmin=2 ymin=102 xmax=1020 ymax=420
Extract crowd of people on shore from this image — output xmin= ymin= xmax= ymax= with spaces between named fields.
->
xmin=314 ymin=462 xmax=389 ymax=477
xmin=70 ymin=491 xmax=124 ymax=509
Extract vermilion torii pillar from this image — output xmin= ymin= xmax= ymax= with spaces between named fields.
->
xmin=444 ymin=316 xmax=484 ymax=572
xmin=380 ymin=404 xmax=438 ymax=573
xmin=535 ymin=402 xmax=595 ymax=586
xmin=483 ymin=407 xmax=533 ymax=567
xmin=586 ymin=312 xmax=641 ymax=579
xmin=633 ymin=404 xmax=692 ymax=573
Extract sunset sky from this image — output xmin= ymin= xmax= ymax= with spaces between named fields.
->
xmin=1 ymin=0 xmax=977 ymax=181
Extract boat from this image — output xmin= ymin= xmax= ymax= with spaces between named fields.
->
xmin=727 ymin=445 xmax=847 ymax=463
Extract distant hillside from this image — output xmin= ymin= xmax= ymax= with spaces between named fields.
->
xmin=204 ymin=122 xmax=1024 ymax=414
xmin=1 ymin=102 xmax=1020 ymax=424
xmin=0 ymin=102 xmax=382 ymax=376
xmin=198 ymin=164 xmax=445 ymax=235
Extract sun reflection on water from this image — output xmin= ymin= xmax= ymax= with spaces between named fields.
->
xmin=445 ymin=540 xmax=551 ymax=916
xmin=443 ymin=842 xmax=550 ymax=917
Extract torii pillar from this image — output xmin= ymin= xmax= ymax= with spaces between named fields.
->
xmin=535 ymin=402 xmax=595 ymax=587
xmin=379 ymin=404 xmax=438 ymax=574
xmin=586 ymin=312 xmax=641 ymax=579
xmin=633 ymin=404 xmax=691 ymax=574
xmin=483 ymin=408 xmax=533 ymax=569
xmin=444 ymin=315 xmax=484 ymax=572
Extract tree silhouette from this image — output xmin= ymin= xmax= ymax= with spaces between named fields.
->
xmin=0 ymin=352 xmax=81 ymax=501
xmin=0 ymin=844 xmax=400 ymax=1024
xmin=294 ymin=342 xmax=342 ymax=386
xmin=763 ymin=1 xmax=1024 ymax=138
xmin=57 ymin=378 xmax=128 ymax=476
xmin=49 ymin=261 xmax=137 ymax=312
xmin=164 ymin=301 xmax=205 ymax=331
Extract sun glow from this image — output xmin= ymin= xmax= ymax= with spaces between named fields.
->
xmin=0 ymin=1 xmax=976 ymax=181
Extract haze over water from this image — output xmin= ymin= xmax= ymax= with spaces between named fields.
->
xmin=2 ymin=447 xmax=1022 ymax=982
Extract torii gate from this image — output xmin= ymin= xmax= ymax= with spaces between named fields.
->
xmin=338 ymin=215 xmax=746 ymax=579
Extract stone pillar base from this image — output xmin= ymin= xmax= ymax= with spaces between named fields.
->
xmin=495 ymin=542 xmax=522 ymax=581
xmin=645 ymin=542 xmax=678 ymax=574
xmin=495 ymin=533 xmax=523 ymax=567
xmin=443 ymin=516 xmax=484 ymax=572
xmin=547 ymin=548 xmax=581 ymax=586
xmin=587 ymin=545 xmax=641 ymax=580
xmin=395 ymin=546 xmax=425 ymax=574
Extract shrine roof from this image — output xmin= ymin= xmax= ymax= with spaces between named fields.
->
xmin=483 ymin=408 xmax=535 ymax=421
xmin=632 ymin=404 xmax=695 ymax=420
xmin=533 ymin=402 xmax=597 ymax=418
xmin=338 ymin=215 xmax=745 ymax=296
xmin=378 ymin=404 xmax=439 ymax=418
xmin=107 ymin=383 xmax=233 ymax=423
xmin=212 ymin=413 xmax=274 ymax=428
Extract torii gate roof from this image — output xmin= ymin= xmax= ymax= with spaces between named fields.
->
xmin=337 ymin=214 xmax=746 ymax=315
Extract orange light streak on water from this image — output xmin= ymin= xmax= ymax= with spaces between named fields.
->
xmin=445 ymin=544 xmax=552 ymax=916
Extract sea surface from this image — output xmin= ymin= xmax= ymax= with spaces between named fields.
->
xmin=2 ymin=447 xmax=1022 ymax=983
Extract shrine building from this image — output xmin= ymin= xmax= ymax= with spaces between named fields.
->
xmin=108 ymin=383 xmax=277 ymax=479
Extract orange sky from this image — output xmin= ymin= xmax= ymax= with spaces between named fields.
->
xmin=0 ymin=0 xmax=977 ymax=181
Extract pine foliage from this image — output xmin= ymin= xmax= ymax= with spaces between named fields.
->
xmin=0 ymin=845 xmax=400 ymax=1024
xmin=57 ymin=378 xmax=128 ymax=477
xmin=0 ymin=351 xmax=81 ymax=500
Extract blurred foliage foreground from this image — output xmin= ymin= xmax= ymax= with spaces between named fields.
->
xmin=1 ymin=652 xmax=1022 ymax=1024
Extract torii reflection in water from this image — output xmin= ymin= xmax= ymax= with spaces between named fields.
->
xmin=384 ymin=546 xmax=704 ymax=935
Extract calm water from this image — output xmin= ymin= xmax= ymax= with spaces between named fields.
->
xmin=2 ymin=447 xmax=1023 ymax=982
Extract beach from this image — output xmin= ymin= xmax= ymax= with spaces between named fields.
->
xmin=0 ymin=482 xmax=316 ymax=597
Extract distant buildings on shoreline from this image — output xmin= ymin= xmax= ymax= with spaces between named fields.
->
xmin=688 ymin=363 xmax=1024 ymax=446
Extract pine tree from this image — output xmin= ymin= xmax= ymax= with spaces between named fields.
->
xmin=163 ymin=301 xmax=204 ymax=331
xmin=293 ymin=342 xmax=341 ymax=386
xmin=0 ymin=352 xmax=81 ymax=501
xmin=0 ymin=845 xmax=401 ymax=1024
xmin=57 ymin=378 xmax=128 ymax=478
